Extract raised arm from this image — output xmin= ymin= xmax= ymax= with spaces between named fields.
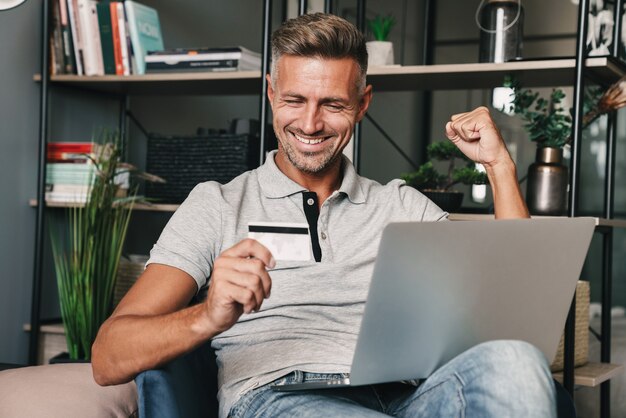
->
xmin=445 ymin=106 xmax=530 ymax=219
xmin=91 ymin=239 xmax=275 ymax=385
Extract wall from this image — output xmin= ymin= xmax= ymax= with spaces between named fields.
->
xmin=0 ymin=0 xmax=41 ymax=365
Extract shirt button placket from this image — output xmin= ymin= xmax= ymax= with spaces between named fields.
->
xmin=320 ymin=203 xmax=328 ymax=242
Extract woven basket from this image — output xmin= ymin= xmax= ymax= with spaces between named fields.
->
xmin=146 ymin=133 xmax=259 ymax=203
xmin=550 ymin=280 xmax=589 ymax=372
xmin=114 ymin=255 xmax=149 ymax=307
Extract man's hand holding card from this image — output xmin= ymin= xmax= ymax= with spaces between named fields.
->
xmin=248 ymin=222 xmax=313 ymax=262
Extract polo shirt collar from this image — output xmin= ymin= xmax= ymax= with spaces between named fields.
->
xmin=258 ymin=150 xmax=366 ymax=204
xmin=337 ymin=155 xmax=366 ymax=204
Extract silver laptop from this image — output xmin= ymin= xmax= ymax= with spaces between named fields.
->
xmin=272 ymin=218 xmax=596 ymax=391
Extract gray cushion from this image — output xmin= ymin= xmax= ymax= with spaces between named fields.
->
xmin=0 ymin=363 xmax=137 ymax=418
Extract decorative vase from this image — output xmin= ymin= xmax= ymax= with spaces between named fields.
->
xmin=526 ymin=147 xmax=568 ymax=216
xmin=366 ymin=41 xmax=394 ymax=67
xmin=422 ymin=190 xmax=464 ymax=213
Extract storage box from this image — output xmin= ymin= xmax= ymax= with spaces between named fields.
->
xmin=146 ymin=133 xmax=259 ymax=203
xmin=550 ymin=280 xmax=590 ymax=372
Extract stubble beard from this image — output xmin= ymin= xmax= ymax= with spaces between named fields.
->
xmin=279 ymin=134 xmax=339 ymax=174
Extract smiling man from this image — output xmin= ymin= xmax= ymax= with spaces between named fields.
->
xmin=92 ymin=13 xmax=556 ymax=418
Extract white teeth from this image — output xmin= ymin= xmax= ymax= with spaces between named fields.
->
xmin=294 ymin=134 xmax=325 ymax=145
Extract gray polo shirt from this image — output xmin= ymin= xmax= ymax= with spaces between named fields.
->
xmin=147 ymin=150 xmax=447 ymax=417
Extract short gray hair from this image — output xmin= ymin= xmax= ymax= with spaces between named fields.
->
xmin=270 ymin=13 xmax=368 ymax=94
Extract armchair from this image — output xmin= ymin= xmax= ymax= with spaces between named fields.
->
xmin=0 ymin=342 xmax=575 ymax=418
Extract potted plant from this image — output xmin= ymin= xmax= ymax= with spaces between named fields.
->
xmin=366 ymin=14 xmax=395 ymax=67
xmin=49 ymin=132 xmax=161 ymax=361
xmin=505 ymin=77 xmax=626 ymax=215
xmin=401 ymin=141 xmax=488 ymax=212
xmin=507 ymin=84 xmax=571 ymax=215
xmin=507 ymin=75 xmax=626 ymax=215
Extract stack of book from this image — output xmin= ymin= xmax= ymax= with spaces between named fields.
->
xmin=50 ymin=0 xmax=163 ymax=76
xmin=145 ymin=47 xmax=262 ymax=73
xmin=46 ymin=142 xmax=98 ymax=203
xmin=45 ymin=142 xmax=129 ymax=203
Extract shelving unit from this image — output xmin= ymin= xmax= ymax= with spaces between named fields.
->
xmin=34 ymin=56 xmax=626 ymax=94
xmin=28 ymin=1 xmax=624 ymax=417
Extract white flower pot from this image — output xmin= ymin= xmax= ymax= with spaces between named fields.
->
xmin=366 ymin=41 xmax=394 ymax=67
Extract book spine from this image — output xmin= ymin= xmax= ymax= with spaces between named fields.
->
xmin=124 ymin=1 xmax=144 ymax=74
xmin=117 ymin=3 xmax=131 ymax=75
xmin=110 ymin=2 xmax=123 ymax=75
xmin=147 ymin=47 xmax=243 ymax=56
xmin=47 ymin=152 xmax=94 ymax=161
xmin=49 ymin=38 xmax=58 ymax=76
xmin=146 ymin=59 xmax=239 ymax=72
xmin=47 ymin=142 xmax=94 ymax=153
xmin=50 ymin=0 xmax=64 ymax=75
xmin=96 ymin=1 xmax=116 ymax=75
xmin=46 ymin=184 xmax=92 ymax=193
xmin=58 ymin=0 xmax=76 ymax=73
xmin=144 ymin=52 xmax=242 ymax=62
xmin=88 ymin=0 xmax=104 ymax=75
xmin=77 ymin=0 xmax=103 ymax=76
xmin=67 ymin=0 xmax=84 ymax=75
xmin=45 ymin=193 xmax=89 ymax=203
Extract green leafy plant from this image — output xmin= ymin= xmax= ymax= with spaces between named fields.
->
xmin=367 ymin=14 xmax=395 ymax=41
xmin=401 ymin=141 xmax=488 ymax=192
xmin=49 ymin=131 xmax=161 ymax=360
xmin=506 ymin=81 xmax=573 ymax=148
xmin=506 ymin=76 xmax=626 ymax=148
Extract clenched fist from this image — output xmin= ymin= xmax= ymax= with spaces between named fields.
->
xmin=445 ymin=106 xmax=513 ymax=169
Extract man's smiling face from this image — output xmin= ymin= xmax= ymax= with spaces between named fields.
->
xmin=268 ymin=55 xmax=371 ymax=175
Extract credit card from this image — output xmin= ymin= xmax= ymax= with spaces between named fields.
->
xmin=248 ymin=222 xmax=312 ymax=261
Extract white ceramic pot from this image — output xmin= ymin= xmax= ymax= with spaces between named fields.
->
xmin=366 ymin=41 xmax=394 ymax=67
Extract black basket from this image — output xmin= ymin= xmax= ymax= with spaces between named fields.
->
xmin=146 ymin=133 xmax=259 ymax=203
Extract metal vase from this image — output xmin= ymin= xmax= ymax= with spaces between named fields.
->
xmin=526 ymin=147 xmax=568 ymax=216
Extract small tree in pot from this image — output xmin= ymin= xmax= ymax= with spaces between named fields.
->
xmin=402 ymin=141 xmax=488 ymax=212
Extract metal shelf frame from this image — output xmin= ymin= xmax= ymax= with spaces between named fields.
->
xmin=29 ymin=2 xmax=623 ymax=417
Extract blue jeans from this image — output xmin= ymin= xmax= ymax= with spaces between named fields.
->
xmin=229 ymin=340 xmax=557 ymax=418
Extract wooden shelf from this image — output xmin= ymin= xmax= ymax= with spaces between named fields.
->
xmin=552 ymin=362 xmax=624 ymax=387
xmin=35 ymin=57 xmax=626 ymax=95
xmin=29 ymin=199 xmax=179 ymax=213
xmin=366 ymin=57 xmax=626 ymax=91
xmin=34 ymin=71 xmax=263 ymax=95
xmin=23 ymin=323 xmax=64 ymax=334
xmin=449 ymin=213 xmax=626 ymax=228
